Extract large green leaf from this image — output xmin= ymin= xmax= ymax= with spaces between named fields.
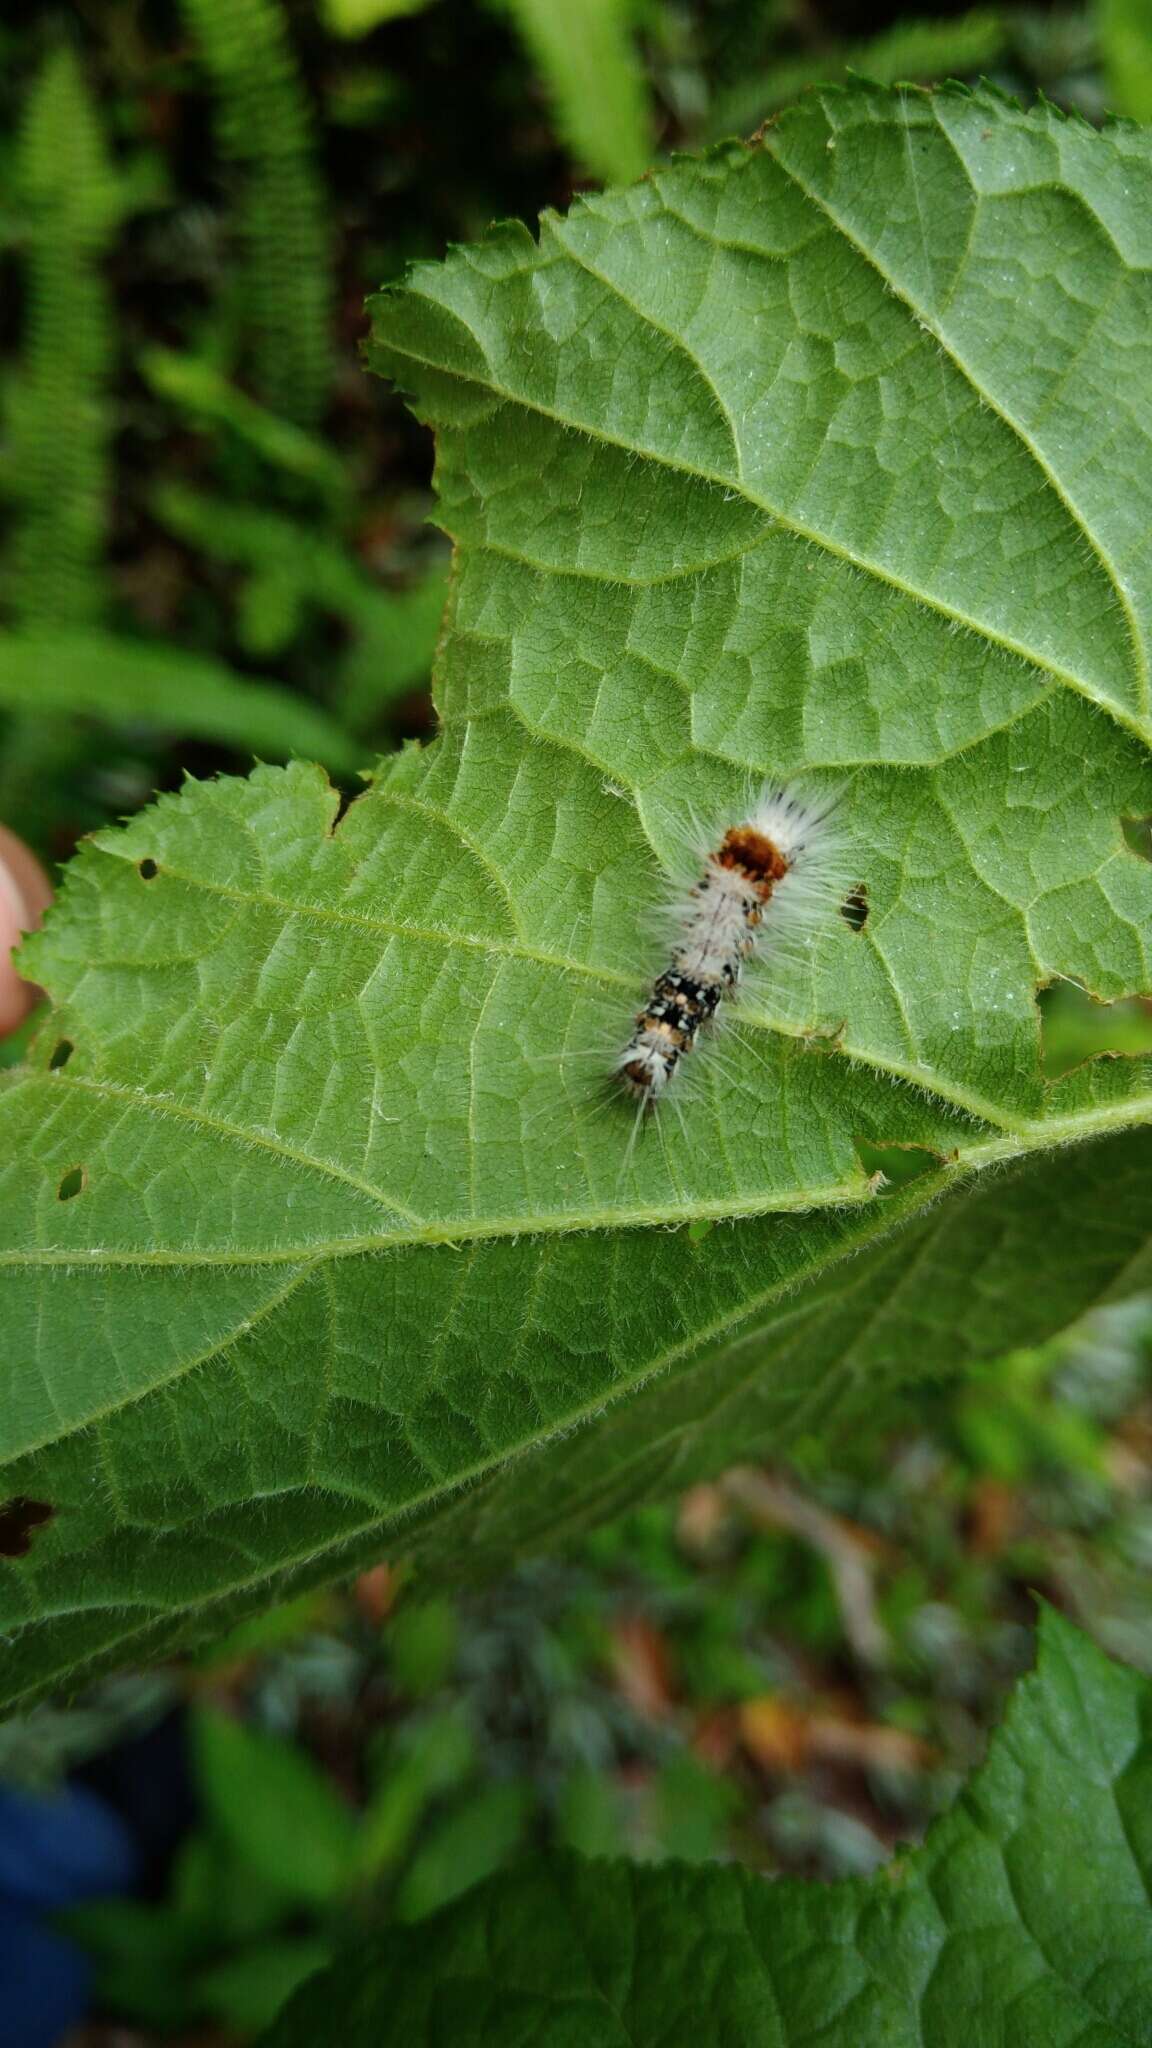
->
xmin=263 ymin=1611 xmax=1152 ymax=2047
xmin=3 ymin=87 xmax=1152 ymax=1709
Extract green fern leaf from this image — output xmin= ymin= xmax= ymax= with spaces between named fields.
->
xmin=6 ymin=47 xmax=118 ymax=631
xmin=179 ymin=0 xmax=332 ymax=428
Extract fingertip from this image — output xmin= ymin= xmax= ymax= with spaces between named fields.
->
xmin=0 ymin=826 xmax=53 ymax=1038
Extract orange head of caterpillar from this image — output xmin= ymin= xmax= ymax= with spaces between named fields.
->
xmin=715 ymin=825 xmax=792 ymax=897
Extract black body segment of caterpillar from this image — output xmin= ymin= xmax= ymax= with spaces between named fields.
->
xmin=616 ymin=787 xmax=839 ymax=1107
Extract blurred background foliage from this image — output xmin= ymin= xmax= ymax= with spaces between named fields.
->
xmin=2 ymin=0 xmax=1152 ymax=2040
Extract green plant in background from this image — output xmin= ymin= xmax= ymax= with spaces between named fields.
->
xmin=66 ymin=1709 xmax=352 ymax=2033
xmin=5 ymin=46 xmax=118 ymax=634
xmin=0 ymin=632 xmax=356 ymax=771
xmin=152 ymin=482 xmax=449 ymax=730
xmin=319 ymin=0 xmax=655 ymax=184
xmin=706 ymin=7 xmax=1010 ymax=135
xmin=140 ymin=349 xmax=350 ymax=513
xmin=497 ymin=0 xmax=653 ymax=184
xmin=322 ymin=0 xmax=441 ymax=39
xmin=179 ymin=0 xmax=332 ymax=428
xmin=1098 ymin=0 xmax=1152 ymax=121
xmin=0 ymin=9 xmax=409 ymax=850
xmin=0 ymin=46 xmax=121 ymax=837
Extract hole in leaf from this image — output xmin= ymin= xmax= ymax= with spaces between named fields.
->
xmin=0 ymin=1498 xmax=55 ymax=1559
xmin=330 ymin=784 xmax=356 ymax=831
xmin=840 ymin=884 xmax=869 ymax=932
xmin=57 ymin=1166 xmax=86 ymax=1202
xmin=1122 ymin=815 xmax=1152 ymax=863
xmin=855 ymin=1139 xmax=944 ymax=1190
xmin=138 ymin=858 xmax=158 ymax=880
xmin=1038 ymin=979 xmax=1152 ymax=1080
xmin=48 ymin=1038 xmax=73 ymax=1071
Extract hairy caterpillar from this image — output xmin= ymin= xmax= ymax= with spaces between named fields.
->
xmin=617 ymin=786 xmax=843 ymax=1107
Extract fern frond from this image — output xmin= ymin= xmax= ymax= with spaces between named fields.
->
xmin=7 ymin=47 xmax=118 ymax=632
xmin=179 ymin=0 xmax=332 ymax=428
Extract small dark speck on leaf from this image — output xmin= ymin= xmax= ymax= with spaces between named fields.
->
xmin=57 ymin=1166 xmax=86 ymax=1201
xmin=0 ymin=1498 xmax=55 ymax=1559
xmin=138 ymin=858 xmax=158 ymax=880
xmin=49 ymin=1039 xmax=73 ymax=1071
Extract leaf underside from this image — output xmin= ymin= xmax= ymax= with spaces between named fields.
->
xmin=263 ymin=1612 xmax=1152 ymax=2048
xmin=3 ymin=86 xmax=1152 ymax=1709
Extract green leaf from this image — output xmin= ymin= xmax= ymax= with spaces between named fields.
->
xmin=151 ymin=483 xmax=450 ymax=726
xmin=63 ymin=1897 xmax=199 ymax=2028
xmin=169 ymin=1826 xmax=289 ymax=1943
xmin=0 ymin=632 xmax=358 ymax=771
xmin=394 ymin=1780 xmax=530 ymax=1921
xmin=196 ymin=1937 xmax=333 ymax=2032
xmin=192 ymin=1708 xmax=359 ymax=1907
xmin=141 ymin=349 xmax=348 ymax=505
xmin=357 ymin=1707 xmax=476 ymax=1877
xmin=499 ymin=0 xmax=654 ymax=185
xmin=262 ymin=1612 xmax=1152 ymax=2048
xmin=320 ymin=0 xmax=439 ymax=38
xmin=3 ymin=90 xmax=1152 ymax=1708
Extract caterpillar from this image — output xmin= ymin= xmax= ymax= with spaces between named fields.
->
xmin=616 ymin=786 xmax=843 ymax=1106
